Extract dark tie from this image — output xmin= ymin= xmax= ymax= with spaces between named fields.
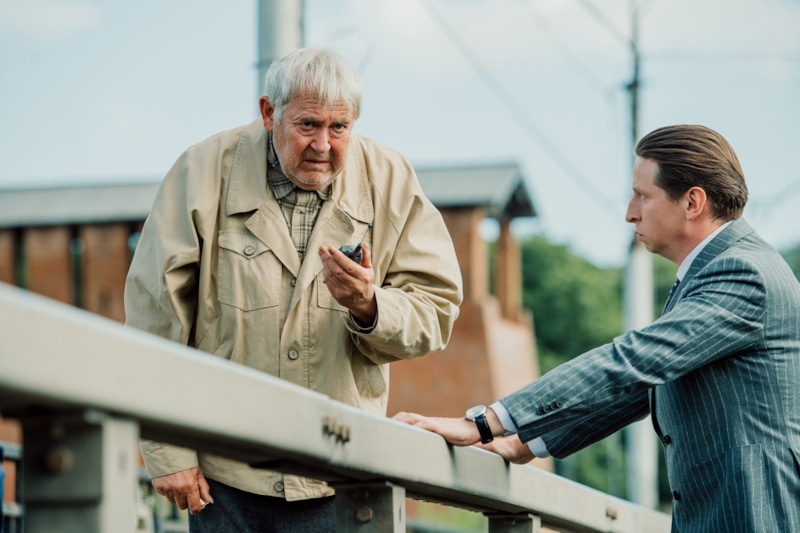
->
xmin=654 ymin=278 xmax=681 ymax=437
xmin=668 ymin=278 xmax=680 ymax=299
xmin=663 ymin=278 xmax=681 ymax=314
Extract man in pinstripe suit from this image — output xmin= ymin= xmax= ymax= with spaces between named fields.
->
xmin=395 ymin=125 xmax=800 ymax=532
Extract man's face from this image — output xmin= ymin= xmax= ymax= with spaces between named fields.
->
xmin=626 ymin=156 xmax=687 ymax=263
xmin=259 ymin=94 xmax=354 ymax=191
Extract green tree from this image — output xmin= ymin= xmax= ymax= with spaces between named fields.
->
xmin=520 ymin=235 xmax=624 ymax=372
xmin=781 ymin=243 xmax=800 ymax=281
xmin=519 ymin=235 xmax=625 ymax=494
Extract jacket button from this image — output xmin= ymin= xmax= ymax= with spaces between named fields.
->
xmin=662 ymin=435 xmax=672 ymax=446
xmin=288 ymin=350 xmax=299 ymax=360
xmin=274 ymin=482 xmax=285 ymax=492
xmin=243 ymin=245 xmax=255 ymax=256
xmin=291 ymin=278 xmax=297 ymax=286
xmin=537 ymin=406 xmax=546 ymax=415
xmin=672 ymin=490 xmax=681 ymax=501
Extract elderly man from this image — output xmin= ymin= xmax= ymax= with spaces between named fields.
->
xmin=125 ymin=47 xmax=463 ymax=532
xmin=395 ymin=124 xmax=800 ymax=533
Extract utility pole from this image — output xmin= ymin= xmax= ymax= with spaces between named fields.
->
xmin=623 ymin=0 xmax=659 ymax=510
xmin=256 ymin=0 xmax=303 ymax=95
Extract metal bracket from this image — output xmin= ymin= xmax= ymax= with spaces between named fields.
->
xmin=487 ymin=512 xmax=542 ymax=533
xmin=18 ymin=409 xmax=139 ymax=533
xmin=333 ymin=480 xmax=406 ymax=532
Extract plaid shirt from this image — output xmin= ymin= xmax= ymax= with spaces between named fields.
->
xmin=267 ymin=133 xmax=332 ymax=261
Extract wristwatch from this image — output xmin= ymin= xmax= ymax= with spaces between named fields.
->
xmin=465 ymin=405 xmax=494 ymax=444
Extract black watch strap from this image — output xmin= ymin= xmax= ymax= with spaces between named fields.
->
xmin=474 ymin=414 xmax=494 ymax=444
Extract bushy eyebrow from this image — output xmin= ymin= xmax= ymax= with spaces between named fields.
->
xmin=293 ymin=116 xmax=352 ymax=126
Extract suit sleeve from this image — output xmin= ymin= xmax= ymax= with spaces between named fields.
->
xmin=534 ymin=388 xmax=650 ymax=458
xmin=503 ymin=255 xmax=766 ymax=445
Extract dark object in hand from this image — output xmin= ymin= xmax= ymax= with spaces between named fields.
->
xmin=339 ymin=243 xmax=363 ymax=263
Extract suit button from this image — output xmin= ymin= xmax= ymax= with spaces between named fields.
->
xmin=662 ymin=435 xmax=672 ymax=446
xmin=672 ymin=491 xmax=681 ymax=501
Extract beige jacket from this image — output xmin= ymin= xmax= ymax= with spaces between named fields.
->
xmin=124 ymin=120 xmax=463 ymax=500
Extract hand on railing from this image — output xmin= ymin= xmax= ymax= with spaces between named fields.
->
xmin=474 ymin=435 xmax=536 ymax=465
xmin=392 ymin=412 xmax=536 ymax=464
xmin=392 ymin=411 xmax=482 ymax=446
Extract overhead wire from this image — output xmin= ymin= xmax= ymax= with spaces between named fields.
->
xmin=519 ymin=0 xmax=610 ymax=97
xmin=420 ymin=0 xmax=621 ymax=220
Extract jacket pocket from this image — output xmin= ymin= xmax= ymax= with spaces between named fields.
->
xmin=316 ymin=272 xmax=348 ymax=313
xmin=218 ymin=230 xmax=280 ymax=311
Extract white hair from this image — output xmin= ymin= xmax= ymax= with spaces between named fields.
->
xmin=262 ymin=48 xmax=363 ymax=124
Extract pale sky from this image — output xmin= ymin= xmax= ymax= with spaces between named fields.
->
xmin=1 ymin=0 xmax=799 ymax=266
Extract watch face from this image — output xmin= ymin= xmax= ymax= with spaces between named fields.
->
xmin=466 ymin=405 xmax=487 ymax=419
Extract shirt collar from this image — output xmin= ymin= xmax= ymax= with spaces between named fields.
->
xmin=266 ymin=132 xmax=332 ymax=201
xmin=676 ymin=220 xmax=732 ymax=281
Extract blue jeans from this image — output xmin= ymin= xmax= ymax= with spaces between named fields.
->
xmin=0 ymin=446 xmax=5 ymax=533
xmin=188 ymin=478 xmax=335 ymax=533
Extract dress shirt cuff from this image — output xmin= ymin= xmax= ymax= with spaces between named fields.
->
xmin=490 ymin=400 xmax=517 ymax=435
xmin=528 ymin=437 xmax=551 ymax=459
xmin=491 ymin=401 xmax=551 ymax=458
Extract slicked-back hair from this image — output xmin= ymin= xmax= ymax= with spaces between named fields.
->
xmin=635 ymin=125 xmax=748 ymax=221
xmin=262 ymin=48 xmax=362 ymax=125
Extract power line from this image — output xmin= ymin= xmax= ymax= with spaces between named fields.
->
xmin=420 ymin=0 xmax=620 ymax=219
xmin=645 ymin=51 xmax=800 ymax=63
xmin=573 ymin=0 xmax=631 ymax=49
xmin=519 ymin=0 xmax=610 ymax=98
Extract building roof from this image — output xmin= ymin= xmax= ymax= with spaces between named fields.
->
xmin=0 ymin=181 xmax=162 ymax=228
xmin=0 ymin=163 xmax=536 ymax=229
xmin=416 ymin=162 xmax=536 ymax=219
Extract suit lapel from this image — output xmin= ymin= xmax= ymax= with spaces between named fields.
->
xmin=653 ymin=219 xmax=754 ymax=433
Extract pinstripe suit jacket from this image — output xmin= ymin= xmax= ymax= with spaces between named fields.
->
xmin=501 ymin=218 xmax=800 ymax=532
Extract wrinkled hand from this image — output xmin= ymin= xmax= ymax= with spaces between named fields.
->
xmin=475 ymin=435 xmax=536 ymax=464
xmin=319 ymin=243 xmax=377 ymax=325
xmin=392 ymin=412 xmax=482 ymax=446
xmin=151 ymin=467 xmax=213 ymax=515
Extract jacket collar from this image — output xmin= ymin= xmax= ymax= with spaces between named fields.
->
xmin=225 ymin=119 xmax=374 ymax=223
xmin=226 ymin=120 xmax=270 ymax=216
xmin=682 ymin=218 xmax=754 ymax=284
xmin=662 ymin=218 xmax=753 ymax=314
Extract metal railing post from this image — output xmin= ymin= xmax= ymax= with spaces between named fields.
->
xmin=334 ymin=481 xmax=406 ymax=532
xmin=487 ymin=512 xmax=542 ymax=533
xmin=19 ymin=410 xmax=139 ymax=533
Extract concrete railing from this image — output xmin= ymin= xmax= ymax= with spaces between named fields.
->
xmin=0 ymin=283 xmax=671 ymax=533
